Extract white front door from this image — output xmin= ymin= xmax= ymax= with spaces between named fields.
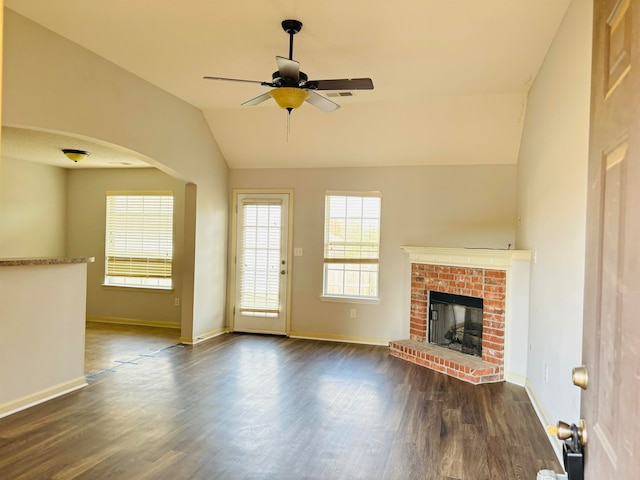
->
xmin=233 ymin=193 xmax=290 ymax=335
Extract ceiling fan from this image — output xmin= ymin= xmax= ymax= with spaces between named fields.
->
xmin=203 ymin=19 xmax=374 ymax=114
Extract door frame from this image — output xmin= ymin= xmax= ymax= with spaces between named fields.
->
xmin=228 ymin=188 xmax=294 ymax=335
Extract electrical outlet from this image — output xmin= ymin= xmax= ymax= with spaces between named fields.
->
xmin=544 ymin=364 xmax=549 ymax=383
xmin=350 ymin=308 xmax=357 ymax=319
xmin=174 ymin=298 xmax=180 ymax=307
xmin=294 ymin=247 xmax=303 ymax=256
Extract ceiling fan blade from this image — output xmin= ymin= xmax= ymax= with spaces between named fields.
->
xmin=305 ymin=90 xmax=340 ymax=113
xmin=306 ymin=78 xmax=374 ymax=91
xmin=276 ymin=56 xmax=300 ymax=82
xmin=203 ymin=76 xmax=267 ymax=85
xmin=241 ymin=92 xmax=273 ymax=107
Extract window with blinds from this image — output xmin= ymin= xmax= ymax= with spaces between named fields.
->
xmin=104 ymin=193 xmax=174 ymax=289
xmin=323 ymin=191 xmax=382 ymax=299
xmin=238 ymin=200 xmax=282 ymax=317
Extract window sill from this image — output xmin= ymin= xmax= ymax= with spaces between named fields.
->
xmin=102 ymin=284 xmax=174 ymax=293
xmin=320 ymin=295 xmax=380 ymax=305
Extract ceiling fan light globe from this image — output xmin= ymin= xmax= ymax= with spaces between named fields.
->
xmin=269 ymin=88 xmax=309 ymax=110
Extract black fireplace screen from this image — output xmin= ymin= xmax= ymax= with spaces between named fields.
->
xmin=428 ymin=291 xmax=483 ymax=357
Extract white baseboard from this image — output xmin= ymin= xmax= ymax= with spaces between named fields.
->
xmin=289 ymin=331 xmax=390 ymax=346
xmin=525 ymin=378 xmax=565 ymax=466
xmin=0 ymin=377 xmax=87 ymax=419
xmin=505 ymin=371 xmax=527 ymax=386
xmin=180 ymin=327 xmax=229 ymax=345
xmin=87 ymin=316 xmax=180 ymax=330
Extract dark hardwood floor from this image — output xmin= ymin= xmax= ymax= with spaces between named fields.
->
xmin=0 ymin=328 xmax=562 ymax=479
xmin=84 ymin=321 xmax=180 ymax=374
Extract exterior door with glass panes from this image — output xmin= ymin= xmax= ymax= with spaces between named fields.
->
xmin=234 ymin=193 xmax=289 ymax=334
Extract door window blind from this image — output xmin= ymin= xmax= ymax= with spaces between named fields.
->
xmin=239 ymin=201 xmax=282 ymax=316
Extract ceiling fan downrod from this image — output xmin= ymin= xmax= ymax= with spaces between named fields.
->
xmin=281 ymin=19 xmax=303 ymax=60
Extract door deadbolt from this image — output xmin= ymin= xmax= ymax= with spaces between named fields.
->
xmin=572 ymin=365 xmax=588 ymax=390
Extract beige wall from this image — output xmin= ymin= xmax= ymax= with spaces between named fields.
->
xmin=0 ymin=157 xmax=66 ymax=257
xmin=230 ymin=164 xmax=517 ymax=342
xmin=0 ymin=262 xmax=88 ymax=416
xmin=516 ymin=0 xmax=591 ymax=459
xmin=67 ymin=168 xmax=185 ymax=326
xmin=0 ymin=1 xmax=3 ymax=178
xmin=3 ymin=9 xmax=229 ymax=340
xmin=0 ymin=157 xmax=187 ymax=325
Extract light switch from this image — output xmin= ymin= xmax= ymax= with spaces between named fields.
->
xmin=294 ymin=248 xmax=303 ymax=256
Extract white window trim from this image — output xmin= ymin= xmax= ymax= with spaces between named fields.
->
xmin=319 ymin=294 xmax=381 ymax=305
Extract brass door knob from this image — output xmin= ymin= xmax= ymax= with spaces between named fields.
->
xmin=555 ymin=420 xmax=573 ymax=440
xmin=572 ymin=365 xmax=588 ymax=390
xmin=554 ymin=420 xmax=588 ymax=446
xmin=578 ymin=419 xmax=588 ymax=446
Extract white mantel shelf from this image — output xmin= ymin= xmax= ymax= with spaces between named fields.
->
xmin=400 ymin=246 xmax=531 ymax=269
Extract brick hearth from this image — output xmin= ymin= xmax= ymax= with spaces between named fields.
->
xmin=388 ymin=340 xmax=503 ymax=384
xmin=390 ymin=249 xmax=515 ymax=384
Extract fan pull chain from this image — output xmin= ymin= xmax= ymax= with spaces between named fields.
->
xmin=286 ymin=107 xmax=293 ymax=142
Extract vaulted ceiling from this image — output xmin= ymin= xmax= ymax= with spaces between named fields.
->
xmin=4 ymin=1 xmax=572 ymax=169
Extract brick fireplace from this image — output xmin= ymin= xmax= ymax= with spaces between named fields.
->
xmin=389 ymin=247 xmax=532 ymax=385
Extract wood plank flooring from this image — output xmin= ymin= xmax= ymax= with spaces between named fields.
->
xmin=0 ymin=327 xmax=563 ymax=479
xmin=84 ymin=321 xmax=180 ymax=373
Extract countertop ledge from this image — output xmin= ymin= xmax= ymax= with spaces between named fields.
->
xmin=0 ymin=257 xmax=95 ymax=267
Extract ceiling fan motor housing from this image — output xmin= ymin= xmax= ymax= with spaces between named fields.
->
xmin=272 ymin=70 xmax=308 ymax=87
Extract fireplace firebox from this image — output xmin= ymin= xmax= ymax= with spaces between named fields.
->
xmin=429 ymin=291 xmax=483 ymax=358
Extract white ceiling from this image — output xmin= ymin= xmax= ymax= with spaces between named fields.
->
xmin=3 ymin=0 xmax=571 ymax=169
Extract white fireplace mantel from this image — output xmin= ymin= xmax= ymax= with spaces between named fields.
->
xmin=400 ymin=246 xmax=531 ymax=269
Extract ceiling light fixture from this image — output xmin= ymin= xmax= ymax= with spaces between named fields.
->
xmin=269 ymin=88 xmax=310 ymax=113
xmin=62 ymin=148 xmax=91 ymax=162
xmin=269 ymin=88 xmax=310 ymax=141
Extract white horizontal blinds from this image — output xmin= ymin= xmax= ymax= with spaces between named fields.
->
xmin=105 ymin=194 xmax=174 ymax=285
xmin=324 ymin=193 xmax=381 ymax=262
xmin=323 ymin=192 xmax=381 ymax=298
xmin=239 ymin=200 xmax=282 ymax=316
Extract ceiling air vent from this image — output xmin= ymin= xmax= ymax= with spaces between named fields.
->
xmin=326 ymin=92 xmax=354 ymax=98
